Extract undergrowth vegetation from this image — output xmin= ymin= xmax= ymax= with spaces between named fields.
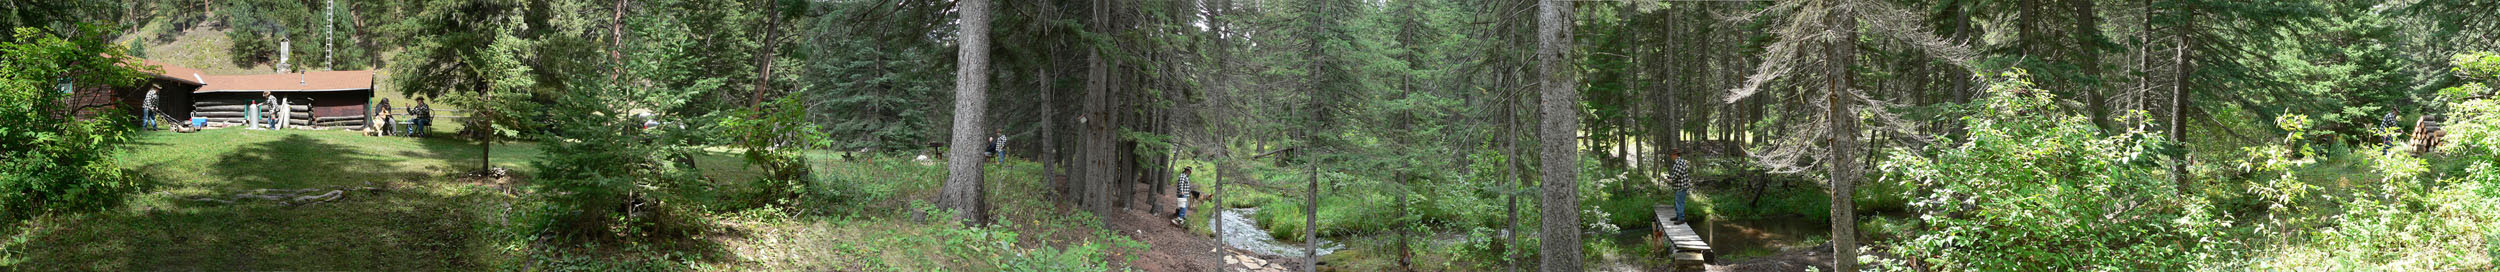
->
xmin=1870 ymin=61 xmax=2500 ymax=271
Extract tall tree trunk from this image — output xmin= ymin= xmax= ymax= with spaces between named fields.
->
xmin=609 ymin=0 xmax=627 ymax=82
xmin=1303 ymin=156 xmax=1319 ymax=272
xmin=2169 ymin=6 xmax=2193 ymax=191
xmin=1826 ymin=1 xmax=1860 ymax=271
xmin=1082 ymin=0 xmax=1114 ymax=216
xmin=1043 ymin=66 xmax=1062 ymax=200
xmin=2076 ymin=0 xmax=2115 ymax=132
xmin=1503 ymin=78 xmax=1523 ymax=272
xmin=1534 ymin=0 xmax=1581 ymax=270
xmin=751 ymin=1 xmax=785 ymax=108
xmin=1208 ymin=0 xmax=1232 ymax=266
xmin=938 ymin=0 xmax=993 ymax=225
xmin=2136 ymin=0 xmax=2153 ymax=117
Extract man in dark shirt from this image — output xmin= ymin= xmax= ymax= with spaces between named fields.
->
xmin=988 ymin=129 xmax=1007 ymax=165
xmin=409 ymin=98 xmax=433 ymax=137
xmin=2380 ymin=111 xmax=2401 ymax=146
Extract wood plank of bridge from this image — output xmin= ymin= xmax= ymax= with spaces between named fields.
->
xmin=1655 ymin=204 xmax=1712 ymax=271
xmin=1656 ymin=205 xmax=1711 ymax=249
xmin=1662 ymin=222 xmax=1709 ymax=252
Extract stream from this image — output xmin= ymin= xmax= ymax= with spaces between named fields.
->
xmin=1217 ymin=208 xmax=1344 ymax=257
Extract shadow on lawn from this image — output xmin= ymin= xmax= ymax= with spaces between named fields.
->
xmin=14 ymin=188 xmax=508 ymax=270
xmin=18 ymin=134 xmax=509 ymax=270
xmin=401 ymin=135 xmax=749 ymax=269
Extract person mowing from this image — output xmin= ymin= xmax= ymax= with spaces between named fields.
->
xmin=1172 ymin=167 xmax=1198 ymax=226
xmin=142 ymin=87 xmax=160 ymax=130
xmin=1667 ymin=150 xmax=1694 ymax=223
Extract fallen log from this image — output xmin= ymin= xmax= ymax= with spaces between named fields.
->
xmin=183 ymin=186 xmax=385 ymax=206
xmin=193 ymin=104 xmax=309 ymax=112
xmin=194 ymin=111 xmax=311 ymax=118
xmin=191 ymin=100 xmax=253 ymax=107
xmin=199 ymin=118 xmax=314 ymax=126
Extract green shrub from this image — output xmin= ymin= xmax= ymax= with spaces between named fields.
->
xmin=526 ymin=79 xmax=704 ymax=237
xmin=0 ymin=25 xmax=154 ymax=227
xmin=2252 ymin=52 xmax=2500 ymax=270
xmin=1256 ymin=201 xmax=1307 ymax=241
xmin=1873 ymin=71 xmax=2233 ymax=270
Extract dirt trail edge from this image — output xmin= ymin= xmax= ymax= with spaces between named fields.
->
xmin=1106 ymin=185 xmax=1297 ymax=272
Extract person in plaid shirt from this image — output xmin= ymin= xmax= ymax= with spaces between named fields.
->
xmin=1668 ymin=150 xmax=1694 ymax=223
xmin=1171 ymin=167 xmax=1198 ymax=225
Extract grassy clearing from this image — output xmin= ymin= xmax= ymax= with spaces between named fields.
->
xmin=5 ymin=126 xmax=1136 ymax=270
xmin=710 ymin=155 xmax=1142 ymax=271
xmin=11 ymin=129 xmax=537 ymax=270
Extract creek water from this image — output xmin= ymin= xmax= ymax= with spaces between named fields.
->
xmin=1217 ymin=208 xmax=1343 ymax=257
xmin=1612 ymin=217 xmax=1826 ymax=260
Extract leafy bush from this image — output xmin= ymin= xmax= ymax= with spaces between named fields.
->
xmin=526 ymin=79 xmax=702 ymax=237
xmin=0 ymin=25 xmax=153 ymax=227
xmin=909 ymin=202 xmax=1122 ymax=271
xmin=720 ymin=95 xmax=828 ymax=212
xmin=1873 ymin=71 xmax=2235 ymax=270
xmin=808 ymin=153 xmax=945 ymax=217
xmin=2252 ymin=52 xmax=2500 ymax=270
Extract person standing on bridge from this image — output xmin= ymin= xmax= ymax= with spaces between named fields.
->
xmin=1668 ymin=150 xmax=1694 ymax=223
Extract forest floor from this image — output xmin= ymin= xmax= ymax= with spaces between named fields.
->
xmin=1101 ymin=188 xmax=1243 ymax=272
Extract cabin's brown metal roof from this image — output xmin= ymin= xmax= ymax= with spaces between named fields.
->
xmin=138 ymin=59 xmax=207 ymax=85
xmin=192 ymin=70 xmax=376 ymax=93
xmin=128 ymin=58 xmax=376 ymax=93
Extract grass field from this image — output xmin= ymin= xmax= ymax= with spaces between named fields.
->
xmin=8 ymin=129 xmax=539 ymax=270
xmin=4 ymin=127 xmax=1135 ymax=270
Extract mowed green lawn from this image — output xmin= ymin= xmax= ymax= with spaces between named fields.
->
xmin=14 ymin=127 xmax=1111 ymax=270
xmin=7 ymin=129 xmax=542 ymax=270
xmin=0 ymin=126 xmax=772 ymax=271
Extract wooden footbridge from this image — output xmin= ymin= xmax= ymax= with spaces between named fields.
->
xmin=1654 ymin=204 xmax=1711 ymax=271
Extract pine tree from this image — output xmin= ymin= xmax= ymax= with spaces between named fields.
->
xmin=1533 ymin=0 xmax=1579 ymax=270
xmin=938 ymin=0 xmax=994 ymax=225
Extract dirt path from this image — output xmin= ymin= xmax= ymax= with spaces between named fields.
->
xmin=1696 ymin=243 xmax=1835 ymax=272
xmin=1106 ymin=183 xmax=1296 ymax=272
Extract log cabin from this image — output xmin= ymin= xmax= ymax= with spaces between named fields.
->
xmin=71 ymin=59 xmax=376 ymax=129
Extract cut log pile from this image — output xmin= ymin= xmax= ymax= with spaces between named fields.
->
xmin=316 ymin=115 xmax=367 ymax=127
xmin=190 ymin=98 xmax=355 ymax=129
xmin=183 ymin=186 xmax=387 ymax=206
